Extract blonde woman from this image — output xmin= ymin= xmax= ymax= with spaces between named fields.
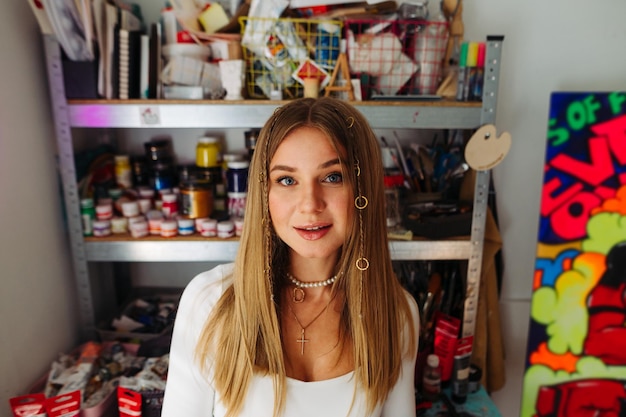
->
xmin=162 ymin=97 xmax=419 ymax=417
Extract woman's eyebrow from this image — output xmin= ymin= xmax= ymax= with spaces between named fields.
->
xmin=269 ymin=164 xmax=295 ymax=173
xmin=320 ymin=158 xmax=341 ymax=169
xmin=270 ymin=158 xmax=341 ymax=173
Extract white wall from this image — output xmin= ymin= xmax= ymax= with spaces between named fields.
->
xmin=0 ymin=1 xmax=78 ymax=414
xmin=464 ymin=0 xmax=626 ymax=415
xmin=4 ymin=0 xmax=626 ymax=416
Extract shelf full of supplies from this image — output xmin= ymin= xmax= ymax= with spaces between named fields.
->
xmin=44 ymin=32 xmax=504 ymax=342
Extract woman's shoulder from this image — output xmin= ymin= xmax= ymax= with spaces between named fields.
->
xmin=178 ymin=263 xmax=234 ymax=313
xmin=402 ymin=288 xmax=419 ymax=321
xmin=400 ymin=288 xmax=420 ymax=354
xmin=186 ymin=263 xmax=234 ymax=290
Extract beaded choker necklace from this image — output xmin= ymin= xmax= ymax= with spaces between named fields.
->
xmin=287 ymin=273 xmax=338 ymax=303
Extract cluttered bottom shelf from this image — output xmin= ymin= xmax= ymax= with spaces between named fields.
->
xmin=419 ymin=386 xmax=502 ymax=417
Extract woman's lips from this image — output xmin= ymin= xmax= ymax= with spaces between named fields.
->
xmin=294 ymin=224 xmax=331 ymax=241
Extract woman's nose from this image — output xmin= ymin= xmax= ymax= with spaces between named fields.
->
xmin=298 ymin=182 xmax=324 ymax=213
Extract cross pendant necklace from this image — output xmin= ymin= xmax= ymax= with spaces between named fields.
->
xmin=296 ymin=329 xmax=309 ymax=355
xmin=286 ymin=296 xmax=334 ymax=355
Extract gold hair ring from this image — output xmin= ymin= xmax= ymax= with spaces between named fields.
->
xmin=355 ymin=195 xmax=368 ymax=209
xmin=346 ymin=116 xmax=355 ymax=128
xmin=356 ymin=257 xmax=369 ymax=271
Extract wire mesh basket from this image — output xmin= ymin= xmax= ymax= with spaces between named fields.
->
xmin=239 ymin=17 xmax=343 ymax=99
xmin=344 ymin=19 xmax=448 ymax=98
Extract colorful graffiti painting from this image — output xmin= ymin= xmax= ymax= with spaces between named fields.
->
xmin=522 ymin=92 xmax=626 ymax=417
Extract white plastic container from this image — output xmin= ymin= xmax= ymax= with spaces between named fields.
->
xmin=121 ymin=200 xmax=140 ymax=218
xmin=146 ymin=210 xmax=164 ymax=235
xmin=199 ymin=218 xmax=218 ymax=237
xmin=93 ymin=220 xmax=111 ymax=237
xmin=217 ymin=220 xmax=234 ymax=238
xmin=160 ymin=219 xmax=178 ymax=238
xmin=110 ymin=216 xmax=128 ymax=234
xmin=234 ymin=217 xmax=244 ymax=237
xmin=162 ymin=193 xmax=179 ymax=218
xmin=177 ymin=217 xmax=195 ymax=236
xmin=96 ymin=203 xmax=113 ymax=220
xmin=129 ymin=220 xmax=149 ymax=238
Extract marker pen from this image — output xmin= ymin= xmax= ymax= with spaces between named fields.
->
xmin=463 ymin=42 xmax=478 ymax=102
xmin=472 ymin=42 xmax=486 ymax=101
xmin=455 ymin=42 xmax=468 ymax=101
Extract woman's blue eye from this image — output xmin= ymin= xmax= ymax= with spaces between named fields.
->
xmin=326 ymin=172 xmax=343 ymax=183
xmin=277 ymin=176 xmax=296 ymax=186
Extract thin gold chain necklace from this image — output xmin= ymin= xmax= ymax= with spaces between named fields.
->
xmin=285 ymin=296 xmax=334 ymax=355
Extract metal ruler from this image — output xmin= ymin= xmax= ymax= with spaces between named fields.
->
xmin=43 ymin=35 xmax=95 ymax=340
xmin=462 ymin=36 xmax=504 ymax=338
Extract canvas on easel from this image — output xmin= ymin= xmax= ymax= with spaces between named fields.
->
xmin=522 ymin=92 xmax=626 ymax=417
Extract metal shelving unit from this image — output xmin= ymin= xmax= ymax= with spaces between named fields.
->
xmin=82 ymin=236 xmax=472 ymax=262
xmin=67 ymin=100 xmax=482 ymax=129
xmin=44 ymin=34 xmax=503 ymax=340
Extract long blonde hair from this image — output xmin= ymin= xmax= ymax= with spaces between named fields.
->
xmin=196 ymin=97 xmax=416 ymax=416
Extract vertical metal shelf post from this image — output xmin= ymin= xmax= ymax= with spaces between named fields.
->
xmin=461 ymin=36 xmax=505 ymax=338
xmin=43 ymin=35 xmax=95 ymax=340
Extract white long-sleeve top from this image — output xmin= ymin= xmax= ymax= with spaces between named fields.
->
xmin=161 ymin=263 xmax=419 ymax=417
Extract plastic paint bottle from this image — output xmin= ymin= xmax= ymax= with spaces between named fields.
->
xmin=217 ymin=220 xmax=235 ymax=238
xmin=114 ymin=155 xmax=133 ymax=189
xmin=93 ymin=220 xmax=112 ymax=237
xmin=422 ymin=354 xmax=442 ymax=402
xmin=226 ymin=160 xmax=249 ymax=194
xmin=160 ymin=219 xmax=178 ymax=237
xmin=199 ymin=218 xmax=218 ymax=237
xmin=180 ymin=179 xmax=213 ymax=219
xmin=162 ymin=193 xmax=179 ymax=219
xmin=196 ymin=136 xmax=221 ymax=168
xmin=177 ymin=217 xmax=195 ymax=236
xmin=80 ymin=198 xmax=96 ymax=236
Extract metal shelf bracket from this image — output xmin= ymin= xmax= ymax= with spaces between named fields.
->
xmin=462 ymin=35 xmax=504 ymax=338
xmin=43 ymin=35 xmax=96 ymax=340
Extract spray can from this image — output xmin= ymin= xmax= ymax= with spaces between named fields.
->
xmin=451 ymin=336 xmax=473 ymax=404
